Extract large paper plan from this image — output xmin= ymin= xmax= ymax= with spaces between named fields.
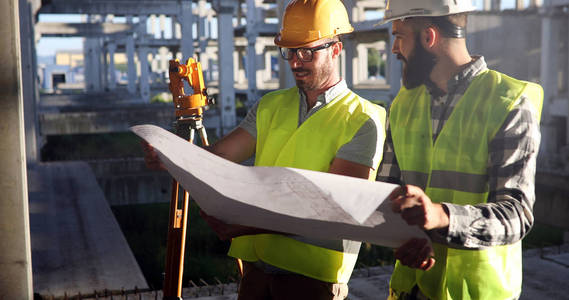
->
xmin=132 ymin=124 xmax=428 ymax=248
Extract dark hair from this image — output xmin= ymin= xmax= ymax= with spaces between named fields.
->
xmin=406 ymin=13 xmax=468 ymax=38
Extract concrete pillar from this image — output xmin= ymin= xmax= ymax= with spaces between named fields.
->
xmin=208 ymin=57 xmax=215 ymax=81
xmin=159 ymin=14 xmax=166 ymax=39
xmin=354 ymin=3 xmax=365 ymax=22
xmin=255 ymin=42 xmax=266 ymax=87
xmin=483 ymin=0 xmax=492 ymax=10
xmin=342 ymin=0 xmax=356 ymax=88
xmin=492 ymin=0 xmax=501 ymax=10
xmin=200 ymin=51 xmax=210 ymax=80
xmin=126 ymin=16 xmax=136 ymax=94
xmin=213 ymin=0 xmax=237 ymax=133
xmin=171 ymin=15 xmax=178 ymax=39
xmin=357 ymin=44 xmax=368 ymax=82
xmin=245 ymin=0 xmax=259 ymax=106
xmin=138 ymin=15 xmax=148 ymax=37
xmin=234 ymin=50 xmax=241 ymax=83
xmin=540 ymin=16 xmax=560 ymax=155
xmin=149 ymin=14 xmax=156 ymax=37
xmin=276 ymin=0 xmax=295 ymax=89
xmin=138 ymin=47 xmax=151 ymax=101
xmin=102 ymin=45 xmax=109 ymax=90
xmin=0 ymin=0 xmax=33 ymax=298
xmin=567 ymin=14 xmax=569 ymax=145
xmin=198 ymin=0 xmax=208 ymax=53
xmin=264 ymin=50 xmax=272 ymax=80
xmin=107 ymin=42 xmax=117 ymax=90
xmin=150 ymin=50 xmax=158 ymax=73
xmin=42 ymin=67 xmax=53 ymax=92
xmin=516 ymin=0 xmax=525 ymax=10
xmin=137 ymin=15 xmax=149 ymax=100
xmin=388 ymin=25 xmax=401 ymax=104
xmin=343 ymin=37 xmax=356 ymax=87
xmin=84 ymin=15 xmax=103 ymax=92
xmin=85 ymin=37 xmax=103 ymax=92
xmin=19 ymin=0 xmax=39 ymax=162
xmin=159 ymin=47 xmax=169 ymax=81
xmin=530 ymin=0 xmax=542 ymax=7
xmin=175 ymin=17 xmax=182 ymax=39
xmin=207 ymin=14 xmax=213 ymax=40
xmin=180 ymin=1 xmax=194 ymax=59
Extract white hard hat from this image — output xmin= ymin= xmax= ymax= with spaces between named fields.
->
xmin=380 ymin=0 xmax=476 ymax=25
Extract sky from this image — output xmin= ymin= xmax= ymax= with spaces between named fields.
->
xmin=35 ymin=0 xmax=522 ymax=57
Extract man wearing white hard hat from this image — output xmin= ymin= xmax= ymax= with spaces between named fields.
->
xmin=146 ymin=0 xmax=386 ymax=299
xmin=376 ymin=0 xmax=543 ymax=299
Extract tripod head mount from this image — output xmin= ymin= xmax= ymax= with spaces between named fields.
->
xmin=168 ymin=58 xmax=213 ymax=121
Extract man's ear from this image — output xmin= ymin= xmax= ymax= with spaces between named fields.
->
xmin=422 ymin=27 xmax=438 ymax=49
xmin=332 ymin=41 xmax=343 ymax=58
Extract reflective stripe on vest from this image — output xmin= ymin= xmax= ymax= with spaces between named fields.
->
xmin=228 ymin=86 xmax=386 ymax=283
xmin=389 ymin=70 xmax=543 ymax=299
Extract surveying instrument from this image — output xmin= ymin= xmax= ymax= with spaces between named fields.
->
xmin=162 ymin=58 xmax=211 ymax=300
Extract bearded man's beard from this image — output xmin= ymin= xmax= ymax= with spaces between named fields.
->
xmin=292 ymin=56 xmax=333 ymax=91
xmin=400 ymin=35 xmax=437 ymax=89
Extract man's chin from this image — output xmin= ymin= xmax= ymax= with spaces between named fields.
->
xmin=295 ymin=80 xmax=307 ymax=89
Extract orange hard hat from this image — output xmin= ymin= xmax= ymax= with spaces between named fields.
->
xmin=274 ymin=0 xmax=354 ymax=48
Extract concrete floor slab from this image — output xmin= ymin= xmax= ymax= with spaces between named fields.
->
xmin=29 ymin=162 xmax=148 ymax=297
xmin=544 ymin=252 xmax=569 ymax=267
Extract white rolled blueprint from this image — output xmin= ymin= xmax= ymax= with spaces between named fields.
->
xmin=132 ymin=124 xmax=428 ymax=248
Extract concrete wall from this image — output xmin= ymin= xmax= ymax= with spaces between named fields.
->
xmin=0 ymin=0 xmax=34 ymax=298
xmin=88 ymin=159 xmax=172 ymax=206
xmin=534 ymin=171 xmax=569 ymax=230
xmin=467 ymin=12 xmax=545 ymax=83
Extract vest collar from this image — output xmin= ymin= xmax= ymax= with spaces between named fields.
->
xmin=425 ymin=56 xmax=488 ymax=97
xmin=298 ymin=79 xmax=348 ymax=109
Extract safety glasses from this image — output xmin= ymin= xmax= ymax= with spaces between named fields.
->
xmin=278 ymin=42 xmax=337 ymax=62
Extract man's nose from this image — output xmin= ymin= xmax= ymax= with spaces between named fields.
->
xmin=289 ymin=52 xmax=303 ymax=68
xmin=392 ymin=43 xmax=399 ymax=54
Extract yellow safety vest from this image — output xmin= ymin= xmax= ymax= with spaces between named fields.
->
xmin=228 ymin=86 xmax=386 ymax=283
xmin=388 ymin=70 xmax=543 ymax=300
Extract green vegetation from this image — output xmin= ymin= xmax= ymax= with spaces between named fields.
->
xmin=112 ymin=202 xmax=239 ymax=289
xmin=367 ymin=48 xmax=386 ymax=79
xmin=151 ymin=92 xmax=173 ymax=103
xmin=114 ymin=63 xmax=128 ymax=73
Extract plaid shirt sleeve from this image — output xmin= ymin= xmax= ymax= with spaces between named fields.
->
xmin=376 ymin=118 xmax=403 ymax=185
xmin=437 ymin=95 xmax=541 ymax=249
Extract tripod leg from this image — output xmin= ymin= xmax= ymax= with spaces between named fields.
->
xmin=163 ymin=129 xmax=195 ymax=299
xmin=163 ymin=180 xmax=189 ymax=299
xmin=198 ymin=126 xmax=209 ymax=147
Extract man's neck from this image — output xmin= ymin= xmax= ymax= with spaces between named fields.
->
xmin=303 ymin=78 xmax=341 ymax=110
xmin=429 ymin=44 xmax=472 ymax=94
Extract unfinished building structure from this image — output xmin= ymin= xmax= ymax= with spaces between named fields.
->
xmin=2 ymin=0 xmax=569 ymax=298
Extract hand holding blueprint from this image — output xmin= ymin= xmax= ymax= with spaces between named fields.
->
xmin=132 ymin=124 xmax=428 ymax=248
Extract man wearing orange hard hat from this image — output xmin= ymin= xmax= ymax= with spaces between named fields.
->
xmin=375 ymin=0 xmax=544 ymax=299
xmin=197 ymin=0 xmax=386 ymax=299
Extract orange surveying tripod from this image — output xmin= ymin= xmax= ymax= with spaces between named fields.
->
xmin=163 ymin=58 xmax=244 ymax=299
xmin=163 ymin=58 xmax=211 ymax=300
